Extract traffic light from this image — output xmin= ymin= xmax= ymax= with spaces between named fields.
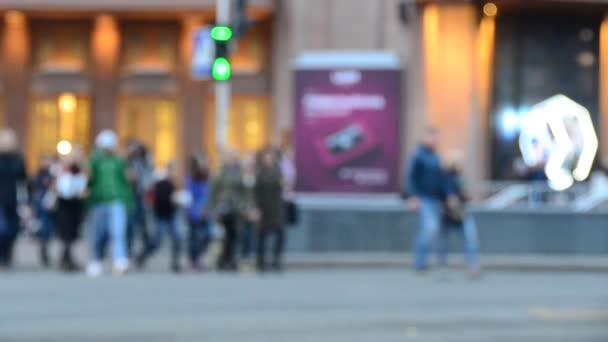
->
xmin=211 ymin=25 xmax=232 ymax=81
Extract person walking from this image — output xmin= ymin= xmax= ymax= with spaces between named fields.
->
xmin=279 ymin=146 xmax=297 ymax=197
xmin=240 ymin=153 xmax=257 ymax=266
xmin=86 ymin=130 xmax=133 ymax=277
xmin=136 ymin=163 xmax=182 ymax=273
xmin=185 ymin=155 xmax=211 ymax=272
xmin=438 ymin=153 xmax=481 ymax=277
xmin=208 ymin=150 xmax=250 ymax=271
xmin=254 ymin=148 xmax=285 ymax=272
xmin=406 ymin=127 xmax=448 ymax=272
xmin=125 ymin=140 xmax=154 ymax=257
xmin=279 ymin=146 xmax=299 ymax=227
xmin=55 ymin=156 xmax=87 ymax=272
xmin=0 ymin=129 xmax=27 ymax=269
xmin=30 ymin=155 xmax=57 ymax=267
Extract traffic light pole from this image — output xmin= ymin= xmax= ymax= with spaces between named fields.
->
xmin=215 ymin=0 xmax=231 ymax=151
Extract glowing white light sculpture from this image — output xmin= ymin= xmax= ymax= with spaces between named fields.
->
xmin=518 ymin=95 xmax=598 ymax=191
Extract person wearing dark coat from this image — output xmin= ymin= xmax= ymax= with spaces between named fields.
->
xmin=30 ymin=155 xmax=56 ymax=267
xmin=208 ymin=150 xmax=251 ymax=272
xmin=405 ymin=128 xmax=449 ymax=272
xmin=136 ymin=163 xmax=182 ymax=273
xmin=0 ymin=129 xmax=27 ymax=269
xmin=55 ymin=160 xmax=87 ymax=272
xmin=254 ymin=148 xmax=285 ymax=272
xmin=437 ymin=153 xmax=481 ymax=278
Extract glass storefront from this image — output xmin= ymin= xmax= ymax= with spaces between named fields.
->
xmin=117 ymin=97 xmax=181 ymax=168
xmin=491 ymin=11 xmax=602 ymax=179
xmin=28 ymin=94 xmax=90 ymax=169
xmin=204 ymin=95 xmax=270 ymax=167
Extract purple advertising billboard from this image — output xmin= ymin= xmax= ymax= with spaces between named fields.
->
xmin=294 ymin=60 xmax=401 ymax=193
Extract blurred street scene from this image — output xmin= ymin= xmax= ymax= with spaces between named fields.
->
xmin=0 ymin=0 xmax=607 ymax=341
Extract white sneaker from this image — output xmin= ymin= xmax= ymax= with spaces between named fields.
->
xmin=112 ymin=259 xmax=130 ymax=276
xmin=86 ymin=262 xmax=103 ymax=278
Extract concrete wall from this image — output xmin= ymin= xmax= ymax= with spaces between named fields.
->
xmin=286 ymin=206 xmax=608 ymax=255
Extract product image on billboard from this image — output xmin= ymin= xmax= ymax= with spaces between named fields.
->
xmin=294 ymin=52 xmax=401 ymax=193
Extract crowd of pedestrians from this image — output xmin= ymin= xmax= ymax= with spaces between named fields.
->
xmin=0 ymin=125 xmax=481 ymax=277
xmin=0 ymin=128 xmax=296 ymax=277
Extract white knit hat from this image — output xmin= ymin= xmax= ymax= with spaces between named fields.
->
xmin=95 ymin=129 xmax=118 ymax=150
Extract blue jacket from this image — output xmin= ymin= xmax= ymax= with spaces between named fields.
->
xmin=186 ymin=176 xmax=210 ymax=222
xmin=405 ymin=145 xmax=447 ymax=200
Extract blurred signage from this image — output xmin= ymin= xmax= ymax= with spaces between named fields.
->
xmin=192 ymin=26 xmax=215 ymax=80
xmin=294 ymin=52 xmax=401 ymax=193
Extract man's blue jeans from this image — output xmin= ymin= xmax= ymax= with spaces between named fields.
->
xmin=413 ymin=198 xmax=443 ymax=270
xmin=188 ymin=218 xmax=210 ymax=265
xmin=89 ymin=201 xmax=128 ymax=265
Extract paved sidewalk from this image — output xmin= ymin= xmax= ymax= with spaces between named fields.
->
xmin=10 ymin=237 xmax=608 ymax=272
xmin=286 ymin=253 xmax=608 ymax=272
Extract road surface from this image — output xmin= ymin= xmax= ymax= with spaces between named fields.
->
xmin=1 ymin=268 xmax=607 ymax=342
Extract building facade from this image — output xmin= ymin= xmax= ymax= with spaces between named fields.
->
xmin=0 ymin=0 xmax=607 ymax=191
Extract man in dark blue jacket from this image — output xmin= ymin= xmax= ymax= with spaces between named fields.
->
xmin=405 ymin=127 xmax=448 ymax=271
xmin=0 ymin=129 xmax=27 ymax=269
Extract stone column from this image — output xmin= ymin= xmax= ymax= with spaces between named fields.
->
xmin=2 ymin=11 xmax=30 ymax=147
xmin=599 ymin=15 xmax=608 ymax=158
xmin=91 ymin=14 xmax=120 ymax=137
xmin=179 ymin=16 xmax=208 ymax=162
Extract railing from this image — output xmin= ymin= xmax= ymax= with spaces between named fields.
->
xmin=476 ymin=178 xmax=604 ymax=211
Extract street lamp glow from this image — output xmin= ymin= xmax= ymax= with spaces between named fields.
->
xmin=210 ymin=26 xmax=232 ymax=42
xmin=58 ymin=92 xmax=77 ymax=113
xmin=483 ymin=3 xmax=498 ymax=17
xmin=212 ymin=57 xmax=231 ymax=81
xmin=57 ymin=140 xmax=73 ymax=156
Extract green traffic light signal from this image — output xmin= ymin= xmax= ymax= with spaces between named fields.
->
xmin=211 ymin=26 xmax=233 ymax=42
xmin=212 ymin=57 xmax=231 ymax=81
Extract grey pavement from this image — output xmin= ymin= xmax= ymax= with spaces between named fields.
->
xmin=1 ymin=268 xmax=607 ymax=342
xmin=11 ymin=237 xmax=608 ymax=273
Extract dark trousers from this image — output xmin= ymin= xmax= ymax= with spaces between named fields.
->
xmin=257 ymin=228 xmax=284 ymax=271
xmin=35 ymin=204 xmax=55 ymax=266
xmin=60 ymin=241 xmax=77 ymax=270
xmin=0 ymin=206 xmax=19 ymax=267
xmin=188 ymin=219 xmax=210 ymax=265
xmin=241 ymin=221 xmax=256 ymax=259
xmin=57 ymin=198 xmax=83 ymax=270
xmin=217 ymin=213 xmax=238 ymax=270
xmin=127 ymin=197 xmax=149 ymax=257
xmin=138 ymin=216 xmax=181 ymax=267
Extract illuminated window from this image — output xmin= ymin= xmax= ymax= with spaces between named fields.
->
xmin=117 ymin=97 xmax=181 ymax=168
xmin=204 ymin=95 xmax=270 ymax=167
xmin=28 ymin=95 xmax=90 ymax=170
